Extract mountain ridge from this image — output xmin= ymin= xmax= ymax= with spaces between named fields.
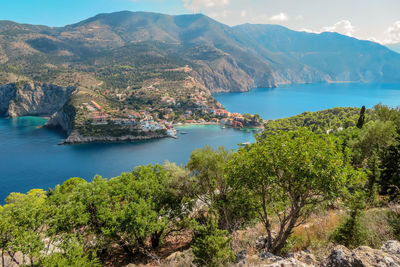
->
xmin=1 ymin=10 xmax=399 ymax=91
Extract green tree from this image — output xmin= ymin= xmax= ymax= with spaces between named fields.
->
xmin=191 ymin=217 xmax=235 ymax=267
xmin=330 ymin=192 xmax=369 ymax=248
xmin=356 ymin=105 xmax=366 ymax=129
xmin=380 ymin=135 xmax=400 ymax=199
xmin=350 ymin=120 xmax=398 ymax=201
xmin=0 ymin=189 xmax=48 ymax=266
xmin=38 ymin=235 xmax=100 ymax=267
xmin=187 ymin=146 xmax=254 ymax=232
xmin=228 ymin=129 xmax=363 ymax=254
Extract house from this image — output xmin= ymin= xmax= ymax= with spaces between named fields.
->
xmin=231 ymin=120 xmax=243 ymax=128
xmin=91 ymin=101 xmax=103 ymax=111
xmin=231 ymin=113 xmax=244 ymax=122
xmin=92 ymin=115 xmax=108 ymax=125
xmin=215 ymin=109 xmax=230 ymax=117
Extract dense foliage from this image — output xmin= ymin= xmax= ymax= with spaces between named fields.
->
xmin=264 ymin=107 xmax=371 ymax=134
xmin=1 ymin=104 xmax=400 ymax=266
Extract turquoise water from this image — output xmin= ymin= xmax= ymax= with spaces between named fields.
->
xmin=0 ymin=118 xmax=256 ymax=202
xmin=214 ymin=83 xmax=400 ymax=119
xmin=2 ymin=82 xmax=400 ymax=202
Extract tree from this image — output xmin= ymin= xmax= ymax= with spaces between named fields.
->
xmin=374 ymin=104 xmax=400 ymax=127
xmin=38 ymin=235 xmax=100 ymax=267
xmin=356 ymin=106 xmax=366 ymax=129
xmin=0 ymin=189 xmax=48 ymax=266
xmin=380 ymin=135 xmax=400 ymax=199
xmin=330 ymin=191 xmax=369 ymax=249
xmin=187 ymin=146 xmax=254 ymax=232
xmin=228 ymin=129 xmax=363 ymax=254
xmin=191 ymin=217 xmax=235 ymax=267
xmin=350 ymin=121 xmax=398 ymax=201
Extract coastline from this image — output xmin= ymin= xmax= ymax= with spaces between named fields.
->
xmin=174 ymin=121 xmax=264 ymax=131
xmin=60 ymin=130 xmax=169 ymax=145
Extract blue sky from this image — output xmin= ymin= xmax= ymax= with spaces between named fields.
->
xmin=2 ymin=0 xmax=400 ymax=44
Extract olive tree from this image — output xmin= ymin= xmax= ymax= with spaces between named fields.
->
xmin=187 ymin=146 xmax=255 ymax=232
xmin=228 ymin=129 xmax=363 ymax=254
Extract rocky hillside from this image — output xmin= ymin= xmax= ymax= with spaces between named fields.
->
xmin=0 ymin=82 xmax=76 ymax=117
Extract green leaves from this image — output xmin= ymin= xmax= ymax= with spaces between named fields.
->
xmin=191 ymin=217 xmax=235 ymax=267
xmin=228 ymin=128 xmax=364 ymax=254
xmin=0 ymin=189 xmax=49 ymax=265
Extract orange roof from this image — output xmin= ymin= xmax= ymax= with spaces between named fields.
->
xmin=91 ymin=101 xmax=102 ymax=110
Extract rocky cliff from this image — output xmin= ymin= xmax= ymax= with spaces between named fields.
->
xmin=0 ymin=82 xmax=76 ymax=117
xmin=62 ymin=130 xmax=168 ymax=145
xmin=0 ymin=83 xmax=16 ymax=115
xmin=45 ymin=101 xmax=77 ymax=134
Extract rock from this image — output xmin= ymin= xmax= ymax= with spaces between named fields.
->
xmin=62 ymin=130 xmax=168 ymax=145
xmin=290 ymin=251 xmax=318 ymax=266
xmin=0 ymin=83 xmax=16 ymax=115
xmin=163 ymin=250 xmax=194 ymax=266
xmin=46 ymin=101 xmax=76 ymax=134
xmin=256 ymin=235 xmax=268 ymax=250
xmin=320 ymin=244 xmax=400 ymax=267
xmin=258 ymin=250 xmax=283 ymax=263
xmin=236 ymin=249 xmax=247 ymax=263
xmin=381 ymin=240 xmax=400 ymax=257
xmin=265 ymin=258 xmax=314 ymax=267
xmin=0 ymin=82 xmax=76 ymax=117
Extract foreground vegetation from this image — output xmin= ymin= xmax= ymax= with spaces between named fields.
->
xmin=1 ymin=104 xmax=400 ymax=266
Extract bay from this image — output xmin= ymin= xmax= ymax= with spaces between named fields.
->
xmin=214 ymin=83 xmax=400 ymax=119
xmin=0 ymin=118 xmax=256 ymax=202
xmin=2 ymin=82 xmax=400 ymax=202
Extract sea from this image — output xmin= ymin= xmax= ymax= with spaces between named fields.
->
xmin=1 ymin=82 xmax=400 ymax=202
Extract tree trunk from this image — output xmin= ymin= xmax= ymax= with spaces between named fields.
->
xmin=119 ymin=241 xmax=135 ymax=258
xmin=271 ymin=208 xmax=300 ymax=255
xmin=151 ymin=232 xmax=162 ymax=249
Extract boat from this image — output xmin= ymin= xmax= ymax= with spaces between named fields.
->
xmin=222 ymin=126 xmax=226 ymax=129
xmin=180 ymin=131 xmax=188 ymax=135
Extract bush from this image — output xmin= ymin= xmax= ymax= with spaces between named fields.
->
xmin=191 ymin=217 xmax=235 ymax=267
xmin=330 ymin=198 xmax=369 ymax=249
xmin=38 ymin=237 xmax=100 ymax=267
xmin=388 ymin=208 xmax=400 ymax=240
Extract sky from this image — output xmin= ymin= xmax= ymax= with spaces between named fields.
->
xmin=1 ymin=0 xmax=399 ymax=45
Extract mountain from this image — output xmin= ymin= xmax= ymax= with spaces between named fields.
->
xmin=387 ymin=43 xmax=400 ymax=54
xmin=233 ymin=24 xmax=400 ymax=84
xmin=1 ymin=11 xmax=399 ymax=92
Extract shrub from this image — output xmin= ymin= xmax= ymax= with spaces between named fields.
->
xmin=38 ymin=237 xmax=100 ymax=267
xmin=191 ymin=217 xmax=235 ymax=267
xmin=330 ymin=197 xmax=369 ymax=249
xmin=388 ymin=207 xmax=400 ymax=240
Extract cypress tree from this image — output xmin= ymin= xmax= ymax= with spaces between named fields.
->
xmin=357 ymin=106 xmax=366 ymax=129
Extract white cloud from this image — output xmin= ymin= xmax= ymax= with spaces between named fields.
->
xmin=295 ymin=15 xmax=304 ymax=21
xmin=209 ymin=9 xmax=231 ymax=20
xmin=269 ymin=12 xmax=289 ymax=22
xmin=322 ymin=20 xmax=355 ymax=37
xmin=240 ymin=10 xmax=247 ymax=18
xmin=184 ymin=0 xmax=229 ymax=12
xmin=300 ymin=28 xmax=320 ymax=34
xmin=382 ymin=21 xmax=400 ymax=44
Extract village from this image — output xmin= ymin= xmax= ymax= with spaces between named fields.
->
xmin=82 ymin=95 xmax=261 ymax=139
xmin=82 ymin=100 xmax=177 ymax=137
